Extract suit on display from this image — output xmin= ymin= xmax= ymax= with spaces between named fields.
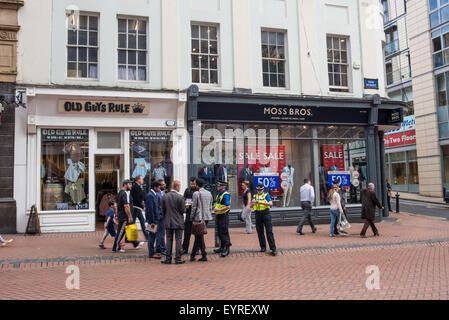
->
xmin=198 ymin=166 xmax=215 ymax=186
xmin=282 ymin=165 xmax=294 ymax=207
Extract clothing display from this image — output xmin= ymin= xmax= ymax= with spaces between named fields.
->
xmin=64 ymin=159 xmax=86 ymax=183
xmin=198 ymin=166 xmax=214 ymax=185
xmin=63 ymin=142 xmax=84 ymax=162
xmin=217 ymin=166 xmax=229 ymax=182
xmin=132 ymin=141 xmax=151 ymax=161
xmin=259 ymin=166 xmax=272 ymax=173
xmin=64 ymin=178 xmax=86 ymax=204
xmin=132 ymin=158 xmax=150 ymax=178
xmin=152 ymin=164 xmax=167 ymax=181
xmin=282 ymin=166 xmax=294 ymax=207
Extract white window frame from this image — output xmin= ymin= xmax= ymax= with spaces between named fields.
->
xmin=327 ymin=35 xmax=351 ymax=93
xmin=261 ymin=29 xmax=288 ymax=88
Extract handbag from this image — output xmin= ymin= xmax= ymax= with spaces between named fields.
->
xmin=191 ymin=192 xmax=207 ymax=235
xmin=125 ymin=223 xmax=138 ymax=241
xmin=339 ymin=213 xmax=351 ymax=230
xmin=146 ymin=223 xmax=158 ymax=234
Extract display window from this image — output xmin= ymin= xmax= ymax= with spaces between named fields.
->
xmin=40 ymin=129 xmax=89 ymax=211
xmin=129 ymin=130 xmax=173 ymax=194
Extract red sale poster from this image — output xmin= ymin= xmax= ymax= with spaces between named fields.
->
xmin=322 ymin=144 xmax=345 ymax=171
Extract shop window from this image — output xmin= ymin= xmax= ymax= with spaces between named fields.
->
xmin=40 ymin=129 xmax=89 ymax=211
xmin=129 ymin=130 xmax=173 ymax=194
xmin=327 ymin=35 xmax=350 ymax=92
xmin=118 ymin=17 xmax=148 ymax=81
xmin=436 ymin=72 xmax=449 ymax=138
xmin=67 ymin=14 xmax=98 ymax=79
xmin=442 ymin=146 xmax=449 ymax=189
xmin=261 ymin=30 xmax=287 ymax=87
xmin=191 ymin=23 xmax=219 ymax=85
xmin=390 ymin=151 xmax=407 ymax=187
xmin=407 ymin=150 xmax=419 ymax=187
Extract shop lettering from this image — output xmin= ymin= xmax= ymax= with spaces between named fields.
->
xmin=263 ymin=107 xmax=312 ymax=117
xmin=324 ymin=151 xmax=344 ymax=159
xmin=239 ymin=152 xmax=285 ymax=160
xmin=63 ymin=101 xmax=134 ymax=113
xmin=42 ymin=129 xmax=88 ymax=136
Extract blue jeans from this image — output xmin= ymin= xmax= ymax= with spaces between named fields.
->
xmin=329 ymin=209 xmax=340 ymax=235
xmin=148 ymin=220 xmax=166 ymax=257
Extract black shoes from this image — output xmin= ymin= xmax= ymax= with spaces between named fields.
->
xmin=198 ymin=256 xmax=208 ymax=262
xmin=260 ymin=248 xmax=266 ymax=252
xmin=175 ymin=260 xmax=185 ymax=265
xmin=214 ymin=248 xmax=223 ymax=254
xmin=272 ymin=250 xmax=277 ymax=256
xmin=161 ymin=260 xmax=172 ymax=264
xmin=312 ymin=228 xmax=317 ymax=233
xmin=297 ymin=229 xmax=304 ymax=235
xmin=220 ymin=246 xmax=230 ymax=257
xmin=190 ymin=257 xmax=196 ymax=262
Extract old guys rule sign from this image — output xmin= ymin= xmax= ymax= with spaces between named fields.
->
xmin=322 ymin=144 xmax=345 ymax=171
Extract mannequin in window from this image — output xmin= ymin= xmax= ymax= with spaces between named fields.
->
xmin=152 ymin=161 xmax=167 ymax=182
xmin=198 ymin=165 xmax=214 ymax=186
xmin=282 ymin=164 xmax=294 ymax=207
xmin=240 ymin=166 xmax=254 ymax=192
xmin=217 ymin=165 xmax=229 ymax=183
xmin=318 ymin=164 xmax=328 ymax=205
xmin=259 ymin=164 xmax=272 ymax=174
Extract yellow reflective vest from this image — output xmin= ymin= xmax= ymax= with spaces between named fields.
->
xmin=253 ymin=192 xmax=270 ymax=211
xmin=214 ymin=191 xmax=230 ymax=214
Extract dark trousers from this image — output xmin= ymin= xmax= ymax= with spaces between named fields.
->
xmin=255 ymin=210 xmax=276 ymax=251
xmin=297 ymin=201 xmax=315 ymax=232
xmin=182 ymin=211 xmax=192 ymax=252
xmin=216 ymin=213 xmax=230 ymax=249
xmin=165 ymin=228 xmax=183 ymax=262
xmin=214 ymin=221 xmax=220 ymax=248
xmin=133 ymin=207 xmax=149 ymax=240
xmin=360 ymin=219 xmax=379 ymax=236
xmin=112 ymin=218 xmax=136 ymax=251
xmin=191 ymin=221 xmax=209 ymax=258
xmin=147 ymin=220 xmax=166 ymax=257
xmin=387 ymin=196 xmax=392 ymax=211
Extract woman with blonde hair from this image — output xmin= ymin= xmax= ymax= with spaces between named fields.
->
xmin=328 ymin=183 xmax=344 ymax=237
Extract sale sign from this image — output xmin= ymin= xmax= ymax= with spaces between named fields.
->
xmin=322 ymin=144 xmax=345 ymax=171
xmin=384 ymin=115 xmax=416 ymax=148
xmin=237 ymin=145 xmax=286 ymax=173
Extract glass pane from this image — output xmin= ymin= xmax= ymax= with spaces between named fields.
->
xmin=89 ymin=31 xmax=98 ymax=46
xmin=277 ymin=32 xmax=284 ymax=46
xmin=88 ymin=48 xmax=97 ymax=62
xmin=270 ymin=73 xmax=277 ymax=86
xmin=442 ymin=5 xmax=449 ymax=24
xmin=128 ymin=66 xmax=137 ymax=80
xmin=333 ymin=64 xmax=341 ymax=73
xmin=118 ymin=50 xmax=126 ymax=64
xmin=79 ymin=31 xmax=87 ymax=45
xmin=341 ymin=51 xmax=347 ymax=63
xmin=439 ymin=123 xmax=449 ymax=138
xmin=78 ymin=63 xmax=87 ymax=77
xmin=201 ymin=40 xmax=208 ymax=53
xmin=278 ymin=61 xmax=285 ymax=74
xmin=89 ymin=16 xmax=98 ymax=31
xmin=444 ymin=49 xmax=449 ymax=65
xmin=269 ymin=45 xmax=276 ymax=58
xmin=261 ymin=31 xmax=268 ymax=45
xmin=192 ymin=69 xmax=199 ymax=83
xmin=78 ymin=47 xmax=87 ymax=62
xmin=328 ymin=73 xmax=334 ymax=85
xmin=443 ymin=0 xmax=449 ymax=6
xmin=269 ymin=61 xmax=276 ymax=73
xmin=88 ymin=64 xmax=97 ymax=78
xmin=118 ymin=34 xmax=127 ymax=48
xmin=138 ymin=36 xmax=146 ymax=50
xmin=433 ymin=37 xmax=442 ymax=52
xmin=68 ymin=30 xmax=77 ymax=45
xmin=79 ymin=16 xmax=88 ymax=30
xmin=390 ymin=152 xmax=405 ymax=162
xmin=438 ymin=105 xmax=449 ymax=122
xmin=326 ymin=37 xmax=332 ymax=49
xmin=278 ymin=46 xmax=285 ymax=59
xmin=341 ymin=74 xmax=348 ymax=87
xmin=431 ymin=11 xmax=440 ymax=28
xmin=200 ymin=26 xmax=208 ymax=39
xmin=128 ymin=51 xmax=137 ymax=64
xmin=98 ymin=132 xmax=121 ymax=149
xmin=429 ymin=0 xmax=438 ymax=11
xmin=340 ymin=38 xmax=347 ymax=50
xmin=210 ymin=27 xmax=217 ymax=40
xmin=333 ymin=50 xmax=340 ymax=61
xmin=128 ymin=20 xmax=137 ymax=34
xmin=210 ymin=40 xmax=217 ymax=54
xmin=191 ymin=55 xmax=199 ymax=68
xmin=118 ymin=65 xmax=127 ymax=80
xmin=200 ymin=55 xmax=208 ymax=69
xmin=192 ymin=40 xmax=199 ymax=53
xmin=263 ymin=60 xmax=269 ymax=72
xmin=210 ymin=70 xmax=218 ymax=84
xmin=341 ymin=64 xmax=347 ymax=74
xmin=263 ymin=73 xmax=269 ymax=86
xmin=138 ymin=66 xmax=146 ymax=81
xmin=138 ymin=20 xmax=146 ymax=34
xmin=278 ymin=74 xmax=285 ymax=87
xmin=333 ymin=37 xmax=340 ymax=50
xmin=262 ymin=45 xmax=268 ymax=58
xmin=191 ymin=25 xmax=199 ymax=38
xmin=434 ymin=52 xmax=444 ymax=67
xmin=439 ymin=91 xmax=447 ymax=107
xmin=118 ymin=19 xmax=127 ymax=33
xmin=327 ymin=49 xmax=333 ymax=62
xmin=138 ymin=51 xmax=146 ymax=65
xmin=209 ymin=56 xmax=217 ymax=69
xmin=67 ymin=62 xmax=77 ymax=77
xmin=444 ymin=33 xmax=449 ymax=48
xmin=68 ymin=47 xmax=77 ymax=61
xmin=128 ymin=35 xmax=136 ymax=49
xmin=334 ymin=74 xmax=341 ymax=86
xmin=201 ymin=69 xmax=209 ymax=83
xmin=269 ymin=32 xmax=276 ymax=45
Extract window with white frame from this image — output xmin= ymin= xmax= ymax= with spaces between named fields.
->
xmin=67 ymin=14 xmax=99 ymax=79
xmin=261 ymin=30 xmax=286 ymax=87
xmin=191 ymin=23 xmax=219 ymax=84
xmin=327 ymin=35 xmax=350 ymax=92
xmin=118 ymin=18 xmax=147 ymax=81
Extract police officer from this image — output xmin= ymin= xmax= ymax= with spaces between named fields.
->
xmin=252 ymin=183 xmax=277 ymax=256
xmin=213 ymin=181 xmax=231 ymax=257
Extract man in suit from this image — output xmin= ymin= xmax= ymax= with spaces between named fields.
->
xmin=198 ymin=166 xmax=214 ymax=186
xmin=360 ymin=182 xmax=384 ymax=237
xmin=145 ymin=180 xmax=164 ymax=258
xmin=161 ymin=180 xmax=186 ymax=264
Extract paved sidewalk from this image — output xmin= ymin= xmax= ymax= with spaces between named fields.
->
xmin=398 ymin=192 xmax=447 ymax=205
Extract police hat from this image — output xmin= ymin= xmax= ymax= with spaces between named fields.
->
xmin=256 ymin=183 xmax=265 ymax=190
xmin=122 ymin=179 xmax=133 ymax=186
xmin=217 ymin=181 xmax=228 ymax=187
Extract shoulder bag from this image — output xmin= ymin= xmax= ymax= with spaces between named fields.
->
xmin=191 ymin=192 xmax=207 ymax=235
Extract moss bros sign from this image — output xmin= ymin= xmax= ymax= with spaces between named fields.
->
xmin=58 ymin=100 xmax=150 ymax=115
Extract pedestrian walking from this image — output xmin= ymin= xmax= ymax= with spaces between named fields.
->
xmin=0 ymin=234 xmax=13 ymax=246
xmin=156 ymin=178 xmax=167 ymax=255
xmin=112 ymin=179 xmax=140 ymax=252
xmin=145 ymin=180 xmax=165 ymax=258
xmin=328 ymin=183 xmax=344 ymax=237
xmin=333 ymin=179 xmax=349 ymax=236
xmin=182 ymin=177 xmax=198 ymax=254
xmin=252 ymin=183 xmax=277 ymax=256
xmin=99 ymin=200 xmax=117 ymax=249
xmin=190 ymin=178 xmax=214 ymax=262
xmin=161 ymin=180 xmax=186 ymax=265
xmin=387 ymin=181 xmax=392 ymax=212
xmin=296 ymin=178 xmax=317 ymax=235
xmin=241 ymin=180 xmax=253 ymax=234
xmin=213 ymin=181 xmax=232 ymax=257
xmin=360 ymin=182 xmax=384 ymax=237
xmin=131 ymin=175 xmax=149 ymax=241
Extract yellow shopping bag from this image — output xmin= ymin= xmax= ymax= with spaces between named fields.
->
xmin=125 ymin=223 xmax=138 ymax=242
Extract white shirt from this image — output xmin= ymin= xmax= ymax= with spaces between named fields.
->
xmin=300 ymin=183 xmax=315 ymax=203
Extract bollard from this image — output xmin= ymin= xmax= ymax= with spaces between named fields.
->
xmin=395 ymin=192 xmax=400 ymax=213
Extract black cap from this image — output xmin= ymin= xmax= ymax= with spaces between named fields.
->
xmin=256 ymin=183 xmax=265 ymax=190
xmin=217 ymin=181 xmax=228 ymax=187
xmin=122 ymin=179 xmax=132 ymax=186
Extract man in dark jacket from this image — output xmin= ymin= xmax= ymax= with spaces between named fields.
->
xmin=161 ymin=180 xmax=186 ymax=264
xmin=182 ymin=177 xmax=198 ymax=254
xmin=360 ymin=182 xmax=384 ymax=237
xmin=131 ymin=175 xmax=149 ymax=241
xmin=145 ymin=180 xmax=163 ymax=258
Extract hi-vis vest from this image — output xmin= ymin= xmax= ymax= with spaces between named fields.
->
xmin=253 ymin=192 xmax=270 ymax=211
xmin=214 ymin=191 xmax=230 ymax=214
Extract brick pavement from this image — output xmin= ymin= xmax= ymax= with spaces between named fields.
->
xmin=1 ymin=212 xmax=449 ymax=300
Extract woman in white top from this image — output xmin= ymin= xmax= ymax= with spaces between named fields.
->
xmin=328 ymin=184 xmax=344 ymax=237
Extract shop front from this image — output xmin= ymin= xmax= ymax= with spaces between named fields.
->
xmin=16 ymin=88 xmax=187 ymax=233
xmin=187 ymin=86 xmax=405 ymax=223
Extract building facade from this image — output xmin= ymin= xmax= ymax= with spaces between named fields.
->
xmin=0 ymin=0 xmax=23 ymax=233
xmin=14 ymin=0 xmax=403 ymax=233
